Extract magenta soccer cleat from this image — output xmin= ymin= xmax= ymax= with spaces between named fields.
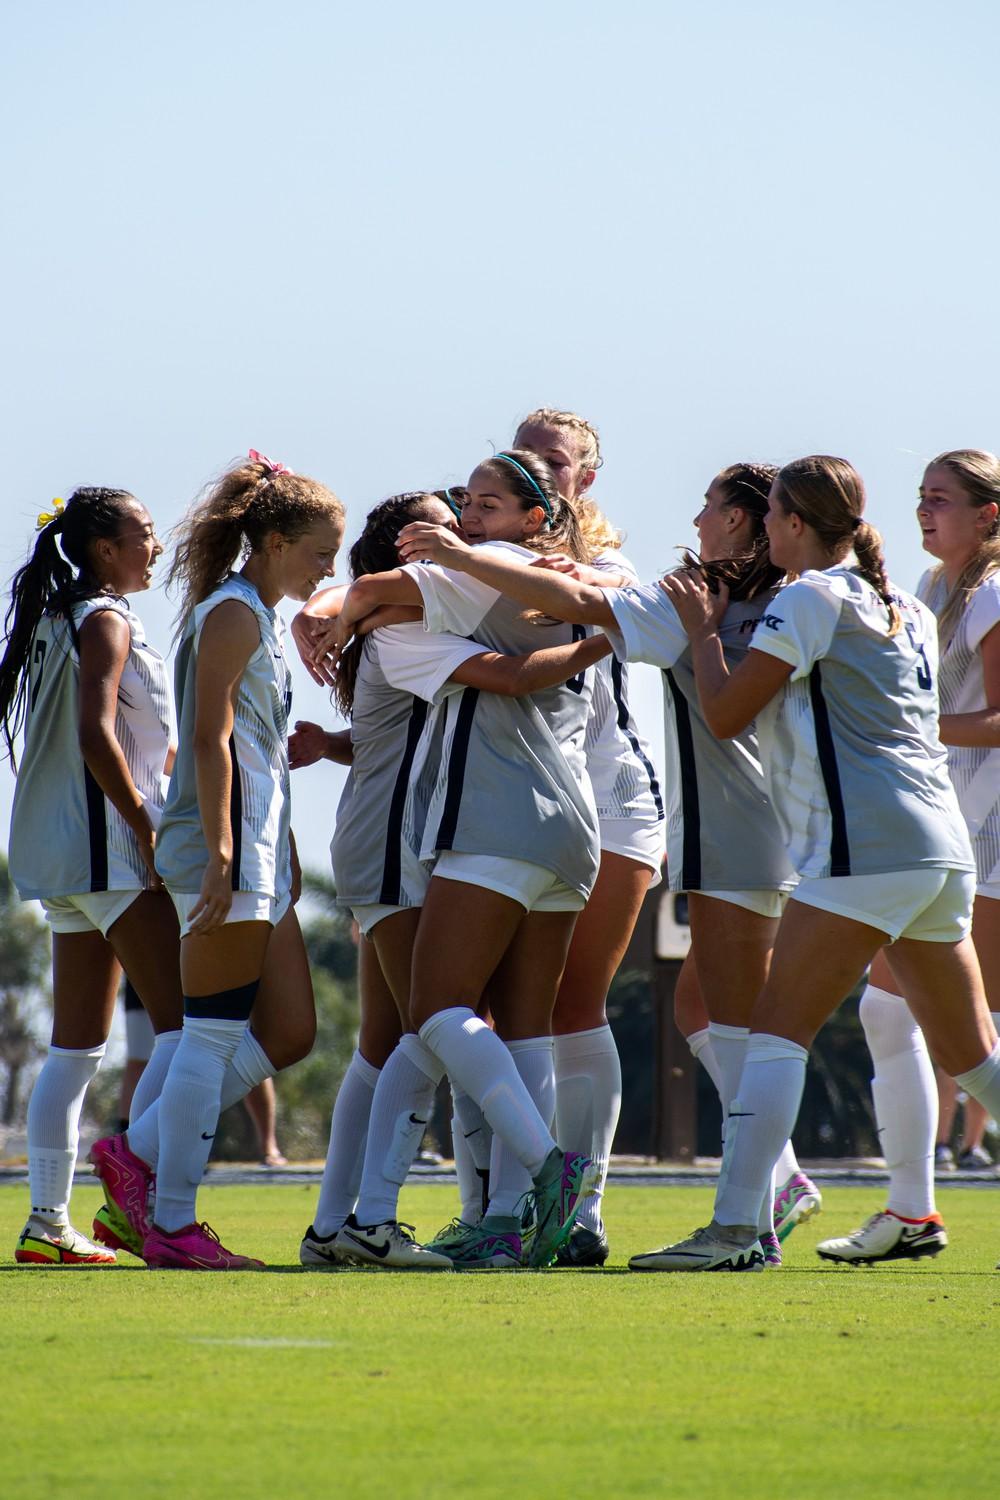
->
xmin=89 ymin=1134 xmax=154 ymax=1255
xmin=143 ymin=1221 xmax=264 ymax=1271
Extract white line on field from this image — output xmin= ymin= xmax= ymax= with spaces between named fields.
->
xmin=188 ymin=1337 xmax=336 ymax=1349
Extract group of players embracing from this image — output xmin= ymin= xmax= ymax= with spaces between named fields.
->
xmin=4 ymin=409 xmax=999 ymax=1273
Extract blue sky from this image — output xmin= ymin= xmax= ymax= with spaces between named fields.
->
xmin=3 ymin=1 xmax=999 ymax=875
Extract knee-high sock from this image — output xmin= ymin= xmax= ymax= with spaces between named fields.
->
xmin=312 ymin=1049 xmax=380 ymax=1237
xmin=128 ymin=1029 xmax=182 ymax=1127
xmin=451 ymin=1087 xmax=492 ymax=1224
xmin=27 ymin=1042 xmax=106 ymax=1223
xmin=419 ymin=1008 xmax=555 ymax=1178
xmin=153 ymin=1017 xmax=248 ymax=1232
xmin=708 ymin=1023 xmax=775 ymax=1236
xmin=553 ymin=1025 xmax=620 ymax=1232
xmin=128 ymin=1026 xmax=274 ymax=1171
xmin=955 ymin=1040 xmax=1000 ymax=1131
xmin=687 ymin=1027 xmax=723 ymax=1091
xmin=715 ymin=1033 xmax=809 ymax=1231
xmin=773 ymin=1139 xmax=803 ymax=1186
xmin=488 ymin=1037 xmax=555 ymax=1218
xmin=859 ymin=984 xmax=937 ymax=1219
xmin=354 ymin=1036 xmax=444 ymax=1226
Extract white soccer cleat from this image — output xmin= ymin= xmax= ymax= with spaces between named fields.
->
xmin=629 ymin=1222 xmax=765 ymax=1273
xmin=333 ymin=1214 xmax=455 ymax=1270
xmin=299 ymin=1223 xmax=347 ymax=1269
xmin=816 ymin=1210 xmax=947 ymax=1265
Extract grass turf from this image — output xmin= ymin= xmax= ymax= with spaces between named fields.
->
xmin=2 ymin=1182 xmax=997 ymax=1498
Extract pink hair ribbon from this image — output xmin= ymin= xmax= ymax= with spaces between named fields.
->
xmin=249 ymin=448 xmax=294 ymax=476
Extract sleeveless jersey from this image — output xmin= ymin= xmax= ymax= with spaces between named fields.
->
xmin=585 ymin=551 xmax=665 ymax=830
xmin=918 ymin=569 xmax=1000 ymax=885
xmin=9 ymin=595 xmax=172 ymax=899
xmin=605 ymin=582 xmax=795 ymax=893
xmin=401 ymin=542 xmax=601 ymax=898
xmin=751 ymin=566 xmax=974 ymax=879
xmin=330 ymin=623 xmax=485 ymax=908
xmin=156 ymin=575 xmax=293 ymax=899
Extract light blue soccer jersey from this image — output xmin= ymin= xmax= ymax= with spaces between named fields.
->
xmin=155 ymin=575 xmax=293 ymax=899
xmin=751 ymin=566 xmax=974 ymax=879
xmin=585 ymin=552 xmax=664 ymax=829
xmin=603 ymin=582 xmax=795 ymax=893
xmin=918 ymin=569 xmax=1000 ymax=885
xmin=402 ymin=543 xmax=601 ymax=899
xmin=9 ymin=595 xmax=172 ymax=899
xmin=331 ymin=624 xmax=484 ymax=908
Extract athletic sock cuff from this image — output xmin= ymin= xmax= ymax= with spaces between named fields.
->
xmin=419 ymin=1007 xmax=479 ymax=1049
xmin=400 ymin=1031 xmax=446 ymax=1083
xmin=746 ymin=1033 xmax=809 ymax=1065
xmin=352 ymin=1050 xmax=382 ymax=1089
xmin=48 ymin=1041 xmax=107 ymax=1061
xmin=507 ymin=1035 xmax=554 ymax=1055
xmin=708 ymin=1022 xmax=750 ymax=1041
xmin=955 ymin=1040 xmax=1000 ymax=1093
xmin=229 ymin=1028 xmax=275 ymax=1091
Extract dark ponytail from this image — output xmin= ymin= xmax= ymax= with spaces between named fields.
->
xmin=335 ymin=491 xmax=450 ymax=718
xmin=0 ymin=487 xmax=137 ymax=764
xmin=681 ymin=461 xmax=782 ymax=601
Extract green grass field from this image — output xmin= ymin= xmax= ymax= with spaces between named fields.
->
xmin=2 ymin=1182 xmax=997 ymax=1498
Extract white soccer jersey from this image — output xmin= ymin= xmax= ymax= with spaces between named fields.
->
xmin=156 ymin=575 xmax=293 ymax=900
xmin=401 ymin=542 xmax=601 ymax=899
xmin=918 ymin=568 xmax=1000 ymax=885
xmin=585 ymin=551 xmax=664 ymax=829
xmin=751 ymin=566 xmax=974 ymax=879
xmin=604 ymin=582 xmax=795 ymax=893
xmin=331 ymin=624 xmax=486 ymax=908
xmin=9 ymin=595 xmax=172 ymax=900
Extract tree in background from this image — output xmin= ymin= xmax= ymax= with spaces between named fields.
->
xmin=0 ymin=853 xmax=49 ymax=1128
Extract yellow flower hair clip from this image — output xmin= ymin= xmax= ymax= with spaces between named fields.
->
xmin=36 ymin=497 xmax=65 ymax=530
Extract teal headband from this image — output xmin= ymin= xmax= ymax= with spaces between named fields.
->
xmin=495 ymin=453 xmax=553 ymax=528
xmin=442 ymin=487 xmax=463 ymax=521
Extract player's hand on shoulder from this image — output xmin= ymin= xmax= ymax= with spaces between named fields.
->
xmin=660 ymin=570 xmax=729 ymax=637
xmin=396 ymin=522 xmax=470 ymax=567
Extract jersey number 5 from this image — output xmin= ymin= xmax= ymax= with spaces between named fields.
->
xmin=904 ymin=622 xmax=933 ymax=691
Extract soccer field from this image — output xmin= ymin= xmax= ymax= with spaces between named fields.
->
xmin=2 ymin=1183 xmax=997 ymax=1499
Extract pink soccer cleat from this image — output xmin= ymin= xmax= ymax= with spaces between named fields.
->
xmin=88 ymin=1134 xmax=154 ymax=1256
xmin=142 ymin=1221 xmax=264 ymax=1271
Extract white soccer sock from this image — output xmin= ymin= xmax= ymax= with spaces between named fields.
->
xmin=773 ymin=1140 xmax=802 ymax=1185
xmin=955 ymin=1040 xmax=1000 ymax=1125
xmin=313 ymin=1050 xmax=380 ymax=1237
xmin=715 ymin=1033 xmax=809 ymax=1231
xmin=128 ymin=1029 xmax=182 ymax=1127
xmin=687 ymin=1027 xmax=723 ymax=1092
xmin=354 ymin=1036 xmax=444 ymax=1226
xmin=707 ymin=1023 xmax=774 ymax=1234
xmin=27 ymin=1042 xmax=106 ymax=1224
xmin=128 ymin=1025 xmax=275 ymax=1172
xmin=153 ymin=1016 xmax=247 ymax=1232
xmin=419 ymin=1008 xmax=555 ymax=1179
xmin=553 ymin=1025 xmax=620 ymax=1233
xmin=451 ymin=1087 xmax=492 ymax=1224
xmin=488 ymin=1037 xmax=555 ymax=1217
xmin=859 ymin=984 xmax=937 ymax=1219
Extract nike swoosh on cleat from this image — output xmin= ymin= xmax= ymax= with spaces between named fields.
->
xmin=343 ymin=1231 xmax=391 ymax=1259
xmin=201 ymin=1132 xmax=215 ymax=1140
xmin=408 ymin=1114 xmax=426 ymax=1126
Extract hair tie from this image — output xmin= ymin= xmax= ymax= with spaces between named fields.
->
xmin=249 ymin=448 xmax=294 ymax=477
xmin=851 ymin=516 xmax=863 ymax=532
xmin=36 ymin=497 xmax=65 ymax=531
xmin=442 ymin=487 xmax=463 ymax=522
xmin=494 ymin=453 xmax=553 ymax=528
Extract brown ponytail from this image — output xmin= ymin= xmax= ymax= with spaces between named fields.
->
xmin=775 ymin=456 xmax=900 ymax=634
